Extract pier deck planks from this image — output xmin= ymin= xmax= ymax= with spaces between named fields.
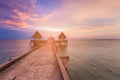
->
xmin=0 ymin=42 xmax=63 ymax=80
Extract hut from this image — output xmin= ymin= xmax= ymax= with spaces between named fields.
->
xmin=30 ymin=31 xmax=42 ymax=47
xmin=58 ymin=32 xmax=68 ymax=47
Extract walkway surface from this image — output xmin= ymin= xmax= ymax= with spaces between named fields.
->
xmin=0 ymin=42 xmax=63 ymax=80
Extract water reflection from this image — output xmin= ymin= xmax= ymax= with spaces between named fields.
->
xmin=0 ymin=40 xmax=30 ymax=64
xmin=68 ymin=40 xmax=120 ymax=80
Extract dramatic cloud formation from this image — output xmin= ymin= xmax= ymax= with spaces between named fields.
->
xmin=0 ymin=0 xmax=120 ymax=39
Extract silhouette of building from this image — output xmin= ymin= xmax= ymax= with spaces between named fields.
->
xmin=58 ymin=32 xmax=67 ymax=41
xmin=31 ymin=31 xmax=42 ymax=39
xmin=58 ymin=32 xmax=68 ymax=47
xmin=30 ymin=31 xmax=42 ymax=47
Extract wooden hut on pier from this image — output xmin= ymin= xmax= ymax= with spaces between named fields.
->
xmin=58 ymin=32 xmax=68 ymax=47
xmin=30 ymin=31 xmax=42 ymax=47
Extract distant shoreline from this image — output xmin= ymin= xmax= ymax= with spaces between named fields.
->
xmin=0 ymin=39 xmax=120 ymax=41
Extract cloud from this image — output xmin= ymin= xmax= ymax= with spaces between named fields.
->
xmin=0 ymin=20 xmax=30 ymax=28
xmin=43 ymin=0 xmax=120 ymax=31
xmin=0 ymin=0 xmax=36 ymax=28
xmin=0 ymin=0 xmax=120 ymax=39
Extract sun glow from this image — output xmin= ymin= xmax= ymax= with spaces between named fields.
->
xmin=30 ymin=26 xmax=66 ymax=32
xmin=45 ymin=28 xmax=65 ymax=32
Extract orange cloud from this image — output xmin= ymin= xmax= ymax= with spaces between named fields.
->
xmin=27 ymin=12 xmax=57 ymax=26
xmin=0 ymin=20 xmax=29 ymax=28
xmin=12 ymin=9 xmax=30 ymax=20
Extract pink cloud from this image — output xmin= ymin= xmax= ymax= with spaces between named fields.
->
xmin=1 ymin=0 xmax=120 ymax=39
xmin=0 ymin=20 xmax=29 ymax=28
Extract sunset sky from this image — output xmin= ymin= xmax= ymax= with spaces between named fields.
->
xmin=0 ymin=0 xmax=120 ymax=40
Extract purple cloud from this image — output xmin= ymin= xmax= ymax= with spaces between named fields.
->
xmin=0 ymin=0 xmax=36 ymax=27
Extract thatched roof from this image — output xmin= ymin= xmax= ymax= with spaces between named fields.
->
xmin=31 ymin=31 xmax=42 ymax=39
xmin=58 ymin=32 xmax=67 ymax=39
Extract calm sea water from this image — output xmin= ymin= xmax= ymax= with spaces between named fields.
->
xmin=67 ymin=40 xmax=120 ymax=80
xmin=0 ymin=40 xmax=120 ymax=80
xmin=0 ymin=40 xmax=30 ymax=64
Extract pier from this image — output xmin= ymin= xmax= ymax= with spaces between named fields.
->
xmin=0 ymin=31 xmax=70 ymax=80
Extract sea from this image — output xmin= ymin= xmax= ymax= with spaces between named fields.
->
xmin=0 ymin=40 xmax=30 ymax=64
xmin=0 ymin=40 xmax=120 ymax=80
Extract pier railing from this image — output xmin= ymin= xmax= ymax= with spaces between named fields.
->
xmin=53 ymin=46 xmax=71 ymax=80
xmin=0 ymin=46 xmax=39 ymax=72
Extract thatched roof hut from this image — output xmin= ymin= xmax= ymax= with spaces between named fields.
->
xmin=58 ymin=32 xmax=67 ymax=40
xmin=31 ymin=31 xmax=42 ymax=39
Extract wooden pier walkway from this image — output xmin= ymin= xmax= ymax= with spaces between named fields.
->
xmin=0 ymin=41 xmax=69 ymax=80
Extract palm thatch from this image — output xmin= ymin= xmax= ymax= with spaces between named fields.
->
xmin=31 ymin=31 xmax=42 ymax=39
xmin=58 ymin=32 xmax=67 ymax=39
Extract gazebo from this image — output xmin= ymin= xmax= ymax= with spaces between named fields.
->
xmin=58 ymin=32 xmax=68 ymax=47
xmin=30 ymin=31 xmax=42 ymax=47
xmin=31 ymin=31 xmax=42 ymax=39
xmin=58 ymin=32 xmax=67 ymax=41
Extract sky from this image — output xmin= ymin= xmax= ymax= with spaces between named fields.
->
xmin=0 ymin=0 xmax=120 ymax=40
